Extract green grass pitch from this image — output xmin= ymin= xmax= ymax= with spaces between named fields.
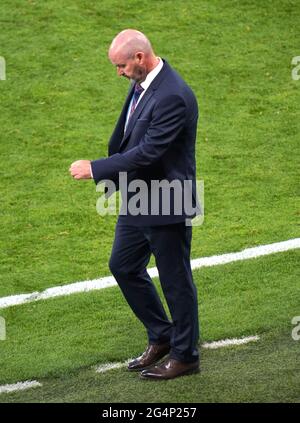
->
xmin=0 ymin=0 xmax=299 ymax=402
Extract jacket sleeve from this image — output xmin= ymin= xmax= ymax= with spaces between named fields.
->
xmin=91 ymin=95 xmax=186 ymax=184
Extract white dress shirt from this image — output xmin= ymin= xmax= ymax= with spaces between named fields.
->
xmin=139 ymin=57 xmax=164 ymax=103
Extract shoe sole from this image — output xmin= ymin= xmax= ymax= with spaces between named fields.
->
xmin=140 ymin=367 xmax=200 ymax=380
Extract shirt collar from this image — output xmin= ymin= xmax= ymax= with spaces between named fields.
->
xmin=140 ymin=57 xmax=164 ymax=91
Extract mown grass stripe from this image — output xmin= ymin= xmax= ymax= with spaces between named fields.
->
xmin=94 ymin=335 xmax=260 ymax=374
xmin=0 ymin=336 xmax=260 ymax=394
xmin=0 ymin=238 xmax=299 ymax=310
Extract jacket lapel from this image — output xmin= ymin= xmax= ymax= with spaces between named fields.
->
xmin=108 ymin=83 xmax=135 ymax=156
xmin=119 ymin=60 xmax=170 ymax=151
xmin=119 ymin=87 xmax=155 ymax=150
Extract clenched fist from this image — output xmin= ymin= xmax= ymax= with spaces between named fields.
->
xmin=69 ymin=160 xmax=92 ymax=180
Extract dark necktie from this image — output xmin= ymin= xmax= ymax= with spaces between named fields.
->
xmin=128 ymin=83 xmax=144 ymax=120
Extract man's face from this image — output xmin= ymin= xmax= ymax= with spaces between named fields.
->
xmin=109 ymin=51 xmax=146 ymax=83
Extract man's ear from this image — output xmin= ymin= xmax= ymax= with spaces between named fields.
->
xmin=135 ymin=52 xmax=144 ymax=64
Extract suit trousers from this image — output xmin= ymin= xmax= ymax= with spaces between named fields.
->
xmin=109 ymin=218 xmax=199 ymax=363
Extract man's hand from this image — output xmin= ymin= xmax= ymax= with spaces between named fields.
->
xmin=69 ymin=160 xmax=92 ymax=180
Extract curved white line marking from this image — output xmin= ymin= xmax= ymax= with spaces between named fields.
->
xmin=0 ymin=238 xmax=299 ymax=310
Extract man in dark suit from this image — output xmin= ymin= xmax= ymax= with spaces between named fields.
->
xmin=70 ymin=29 xmax=200 ymax=380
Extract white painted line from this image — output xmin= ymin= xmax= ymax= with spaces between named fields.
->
xmin=0 ymin=277 xmax=116 ymax=310
xmin=95 ymin=360 xmax=130 ymax=373
xmin=95 ymin=336 xmax=260 ymax=374
xmin=0 ymin=238 xmax=299 ymax=310
xmin=202 ymin=335 xmax=260 ymax=349
xmin=0 ymin=380 xmax=42 ymax=395
xmin=191 ymin=238 xmax=300 ymax=270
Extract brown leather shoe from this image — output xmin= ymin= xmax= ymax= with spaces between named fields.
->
xmin=127 ymin=343 xmax=170 ymax=371
xmin=140 ymin=357 xmax=199 ymax=380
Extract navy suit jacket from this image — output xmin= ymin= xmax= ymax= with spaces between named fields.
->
xmin=91 ymin=60 xmax=200 ymax=226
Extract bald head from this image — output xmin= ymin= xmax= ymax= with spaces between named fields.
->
xmin=108 ymin=29 xmax=159 ymax=83
xmin=109 ymin=29 xmax=153 ymax=61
